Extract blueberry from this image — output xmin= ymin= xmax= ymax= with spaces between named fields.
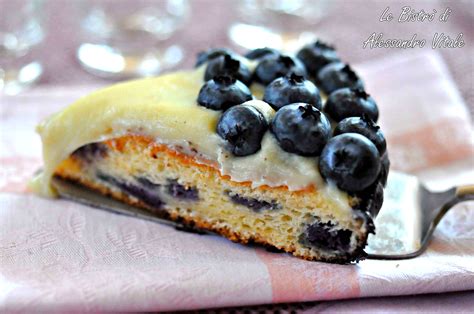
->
xmin=319 ymin=133 xmax=381 ymax=192
xmin=366 ymin=182 xmax=384 ymax=217
xmin=379 ymin=152 xmax=390 ymax=187
xmin=317 ymin=62 xmax=364 ymax=94
xmin=352 ymin=182 xmax=384 ymax=218
xmin=263 ymin=73 xmax=322 ymax=111
xmin=227 ymin=192 xmax=280 ymax=212
xmin=324 ymin=88 xmax=379 ymax=122
xmin=136 ymin=176 xmax=160 ymax=189
xmin=217 ymin=105 xmax=268 ymax=156
xmin=300 ymin=220 xmax=352 ymax=252
xmin=296 ymin=40 xmax=340 ymax=77
xmin=244 ymin=47 xmax=279 ymax=60
xmin=254 ymin=54 xmax=307 ymax=85
xmin=195 ymin=48 xmax=236 ymax=67
xmin=334 ymin=116 xmax=386 ymax=154
xmin=72 ymin=143 xmax=107 ymax=163
xmin=97 ymin=172 xmax=164 ymax=209
xmin=205 ymin=54 xmax=252 ymax=86
xmin=197 ymin=75 xmax=252 ymax=111
xmin=271 ymin=103 xmax=331 ymax=156
xmin=166 ymin=179 xmax=199 ymax=201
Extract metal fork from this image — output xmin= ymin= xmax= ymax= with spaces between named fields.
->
xmin=366 ymin=172 xmax=474 ymax=259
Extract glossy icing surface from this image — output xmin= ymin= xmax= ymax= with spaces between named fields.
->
xmin=32 ymin=66 xmax=351 ymax=213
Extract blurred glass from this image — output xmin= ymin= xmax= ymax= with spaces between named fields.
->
xmin=0 ymin=0 xmax=45 ymax=95
xmin=76 ymin=0 xmax=189 ymax=79
xmin=229 ymin=0 xmax=332 ymax=51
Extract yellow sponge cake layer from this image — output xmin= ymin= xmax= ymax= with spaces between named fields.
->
xmin=54 ymin=135 xmax=372 ymax=263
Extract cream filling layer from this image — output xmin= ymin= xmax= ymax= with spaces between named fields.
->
xmin=32 ymin=67 xmax=351 ymax=215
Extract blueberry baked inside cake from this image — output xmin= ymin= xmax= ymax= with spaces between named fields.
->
xmin=33 ymin=41 xmax=390 ymax=263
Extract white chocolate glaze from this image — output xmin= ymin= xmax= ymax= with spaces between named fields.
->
xmin=32 ymin=66 xmax=351 ymax=213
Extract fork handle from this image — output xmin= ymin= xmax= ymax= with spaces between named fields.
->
xmin=455 ymin=185 xmax=474 ymax=200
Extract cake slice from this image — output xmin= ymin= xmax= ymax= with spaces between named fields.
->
xmin=33 ymin=43 xmax=389 ymax=263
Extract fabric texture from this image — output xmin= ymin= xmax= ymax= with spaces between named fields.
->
xmin=0 ymin=51 xmax=473 ymax=312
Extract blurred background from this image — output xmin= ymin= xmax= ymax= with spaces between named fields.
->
xmin=1 ymin=0 xmax=473 ymax=115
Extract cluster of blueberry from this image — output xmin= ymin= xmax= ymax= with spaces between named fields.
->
xmin=194 ymin=42 xmax=389 ymax=209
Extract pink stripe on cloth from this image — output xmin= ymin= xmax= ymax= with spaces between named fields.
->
xmin=386 ymin=117 xmax=473 ymax=172
xmin=0 ymin=157 xmax=42 ymax=193
xmin=356 ymin=51 xmax=473 ymax=173
xmin=255 ymin=250 xmax=360 ymax=303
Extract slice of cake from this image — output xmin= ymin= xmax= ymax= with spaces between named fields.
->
xmin=33 ymin=42 xmax=390 ymax=263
